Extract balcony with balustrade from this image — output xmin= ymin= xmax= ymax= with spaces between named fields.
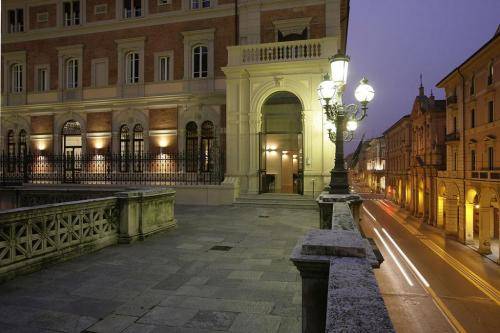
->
xmin=226 ymin=37 xmax=337 ymax=67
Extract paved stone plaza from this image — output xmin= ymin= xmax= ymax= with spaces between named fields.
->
xmin=0 ymin=205 xmax=317 ymax=333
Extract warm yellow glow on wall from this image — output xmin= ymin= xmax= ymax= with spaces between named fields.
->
xmin=159 ymin=138 xmax=168 ymax=148
xmin=94 ymin=140 xmax=104 ymax=149
xmin=37 ymin=142 xmax=47 ymax=151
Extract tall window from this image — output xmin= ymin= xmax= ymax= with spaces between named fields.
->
xmin=488 ymin=62 xmax=494 ymax=86
xmin=488 ymin=101 xmax=494 ymax=123
xmin=63 ymin=1 xmax=80 ymax=26
xmin=18 ymin=130 xmax=27 ymax=157
xmin=471 ymin=109 xmax=475 ymax=128
xmin=119 ymin=125 xmax=130 ymax=172
xmin=126 ymin=52 xmax=140 ymax=84
xmin=488 ymin=147 xmax=494 ymax=170
xmin=133 ymin=124 xmax=144 ymax=172
xmin=124 ymin=0 xmax=142 ymax=18
xmin=192 ymin=45 xmax=208 ymax=78
xmin=452 ymin=117 xmax=457 ymax=132
xmin=470 ymin=150 xmax=476 ymax=171
xmin=201 ymin=121 xmax=214 ymax=172
xmin=11 ymin=63 xmax=23 ymax=93
xmin=66 ymin=58 xmax=79 ymax=89
xmin=186 ymin=122 xmax=198 ymax=172
xmin=8 ymin=9 xmax=24 ymax=33
xmin=38 ymin=68 xmax=48 ymax=92
xmin=191 ymin=0 xmax=210 ymax=9
xmin=7 ymin=130 xmax=15 ymax=172
xmin=159 ymin=56 xmax=170 ymax=81
xmin=469 ymin=75 xmax=475 ymax=96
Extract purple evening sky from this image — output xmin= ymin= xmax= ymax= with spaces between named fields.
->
xmin=343 ymin=0 xmax=500 ymax=154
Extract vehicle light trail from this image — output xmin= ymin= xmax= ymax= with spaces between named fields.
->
xmin=363 ymin=206 xmax=377 ymax=222
xmin=373 ymin=228 xmax=414 ymax=287
xmin=382 ymin=228 xmax=430 ymax=287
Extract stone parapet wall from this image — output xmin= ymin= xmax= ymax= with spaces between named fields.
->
xmin=0 ymin=188 xmax=176 ymax=282
xmin=291 ymin=192 xmax=393 ymax=332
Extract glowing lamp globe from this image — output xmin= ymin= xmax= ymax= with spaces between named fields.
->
xmin=346 ymin=120 xmax=358 ymax=132
xmin=330 ymin=53 xmax=350 ymax=86
xmin=317 ymin=79 xmax=336 ymax=101
xmin=355 ymin=78 xmax=375 ymax=103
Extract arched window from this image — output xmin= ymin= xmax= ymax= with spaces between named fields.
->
xmin=201 ymin=121 xmax=214 ymax=172
xmin=469 ymin=74 xmax=475 ymax=96
xmin=6 ymin=130 xmax=15 ymax=172
xmin=133 ymin=124 xmax=144 ymax=172
xmin=11 ymin=63 xmax=23 ymax=92
xmin=192 ymin=45 xmax=208 ymax=78
xmin=18 ymin=130 xmax=27 ymax=157
xmin=119 ymin=125 xmax=130 ymax=172
xmin=62 ymin=120 xmax=82 ymax=153
xmin=126 ymin=52 xmax=140 ymax=84
xmin=66 ymin=58 xmax=79 ymax=89
xmin=186 ymin=121 xmax=198 ymax=172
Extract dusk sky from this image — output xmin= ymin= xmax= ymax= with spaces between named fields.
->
xmin=344 ymin=0 xmax=500 ymax=153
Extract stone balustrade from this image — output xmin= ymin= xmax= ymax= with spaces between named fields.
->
xmin=0 ymin=188 xmax=175 ymax=282
xmin=291 ymin=192 xmax=394 ymax=333
xmin=227 ymin=37 xmax=337 ymax=66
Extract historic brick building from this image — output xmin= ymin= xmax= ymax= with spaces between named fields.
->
xmin=383 ymin=115 xmax=411 ymax=207
xmin=1 ymin=0 xmax=350 ymax=196
xmin=436 ymin=29 xmax=499 ymax=262
xmin=408 ymin=82 xmax=446 ymax=225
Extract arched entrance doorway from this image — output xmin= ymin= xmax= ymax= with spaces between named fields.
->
xmin=259 ymin=92 xmax=303 ymax=194
xmin=478 ymin=188 xmax=499 ymax=260
xmin=62 ymin=120 xmax=82 ymax=182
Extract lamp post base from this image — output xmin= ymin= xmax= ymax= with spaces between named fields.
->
xmin=328 ymin=169 xmax=350 ymax=194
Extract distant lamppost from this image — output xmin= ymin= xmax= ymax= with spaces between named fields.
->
xmin=317 ymin=53 xmax=375 ymax=194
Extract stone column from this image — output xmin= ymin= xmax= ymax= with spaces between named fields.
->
xmin=478 ymin=207 xmax=492 ymax=254
xmin=465 ymin=203 xmax=474 ymax=244
xmin=445 ymin=197 xmax=458 ymax=237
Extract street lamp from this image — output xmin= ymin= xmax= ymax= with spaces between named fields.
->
xmin=318 ymin=52 xmax=375 ymax=194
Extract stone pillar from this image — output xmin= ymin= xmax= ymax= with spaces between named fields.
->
xmin=116 ymin=189 xmax=176 ymax=243
xmin=316 ymin=192 xmax=362 ymax=230
xmin=290 ymin=229 xmax=370 ymax=333
xmin=465 ymin=203 xmax=474 ymax=244
xmin=478 ymin=207 xmax=492 ymax=254
xmin=445 ymin=197 xmax=458 ymax=237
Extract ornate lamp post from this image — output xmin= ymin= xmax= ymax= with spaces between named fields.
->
xmin=317 ymin=53 xmax=375 ymax=194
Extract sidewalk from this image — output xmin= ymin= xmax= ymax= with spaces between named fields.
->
xmin=0 ymin=205 xmax=317 ymax=333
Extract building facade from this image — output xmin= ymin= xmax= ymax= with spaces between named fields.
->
xmin=360 ymin=137 xmax=385 ymax=193
xmin=383 ymin=115 xmax=411 ymax=207
xmin=436 ymin=30 xmax=499 ymax=262
xmin=408 ymin=84 xmax=446 ymax=225
xmin=1 ymin=0 xmax=350 ymax=196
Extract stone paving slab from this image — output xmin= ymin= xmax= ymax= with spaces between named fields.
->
xmin=0 ymin=205 xmax=317 ymax=332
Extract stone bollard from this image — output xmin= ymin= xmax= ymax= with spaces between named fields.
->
xmin=116 ymin=188 xmax=176 ymax=243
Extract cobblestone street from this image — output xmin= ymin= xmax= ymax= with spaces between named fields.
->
xmin=0 ymin=205 xmax=317 ymax=333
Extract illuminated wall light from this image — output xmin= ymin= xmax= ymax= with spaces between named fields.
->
xmin=474 ymin=204 xmax=480 ymax=209
xmin=37 ymin=142 xmax=46 ymax=151
xmin=159 ymin=138 xmax=168 ymax=148
xmin=94 ymin=140 xmax=104 ymax=149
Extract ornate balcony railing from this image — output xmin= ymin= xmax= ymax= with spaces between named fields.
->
xmin=227 ymin=37 xmax=337 ymax=66
xmin=0 ymin=151 xmax=225 ymax=186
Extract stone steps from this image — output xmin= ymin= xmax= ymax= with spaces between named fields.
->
xmin=234 ymin=194 xmax=318 ymax=210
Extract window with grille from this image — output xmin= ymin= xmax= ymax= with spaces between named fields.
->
xmin=124 ymin=0 xmax=142 ymax=18
xmin=126 ymin=52 xmax=140 ymax=84
xmin=201 ymin=121 xmax=214 ymax=172
xmin=159 ymin=56 xmax=170 ymax=81
xmin=120 ymin=125 xmax=130 ymax=172
xmin=66 ymin=58 xmax=79 ymax=89
xmin=192 ymin=45 xmax=208 ymax=78
xmin=191 ymin=0 xmax=210 ymax=9
xmin=133 ymin=124 xmax=144 ymax=172
xmin=8 ymin=9 xmax=24 ymax=33
xmin=186 ymin=122 xmax=198 ymax=172
xmin=11 ymin=63 xmax=23 ymax=93
xmin=18 ymin=130 xmax=27 ymax=157
xmin=63 ymin=1 xmax=80 ymax=26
